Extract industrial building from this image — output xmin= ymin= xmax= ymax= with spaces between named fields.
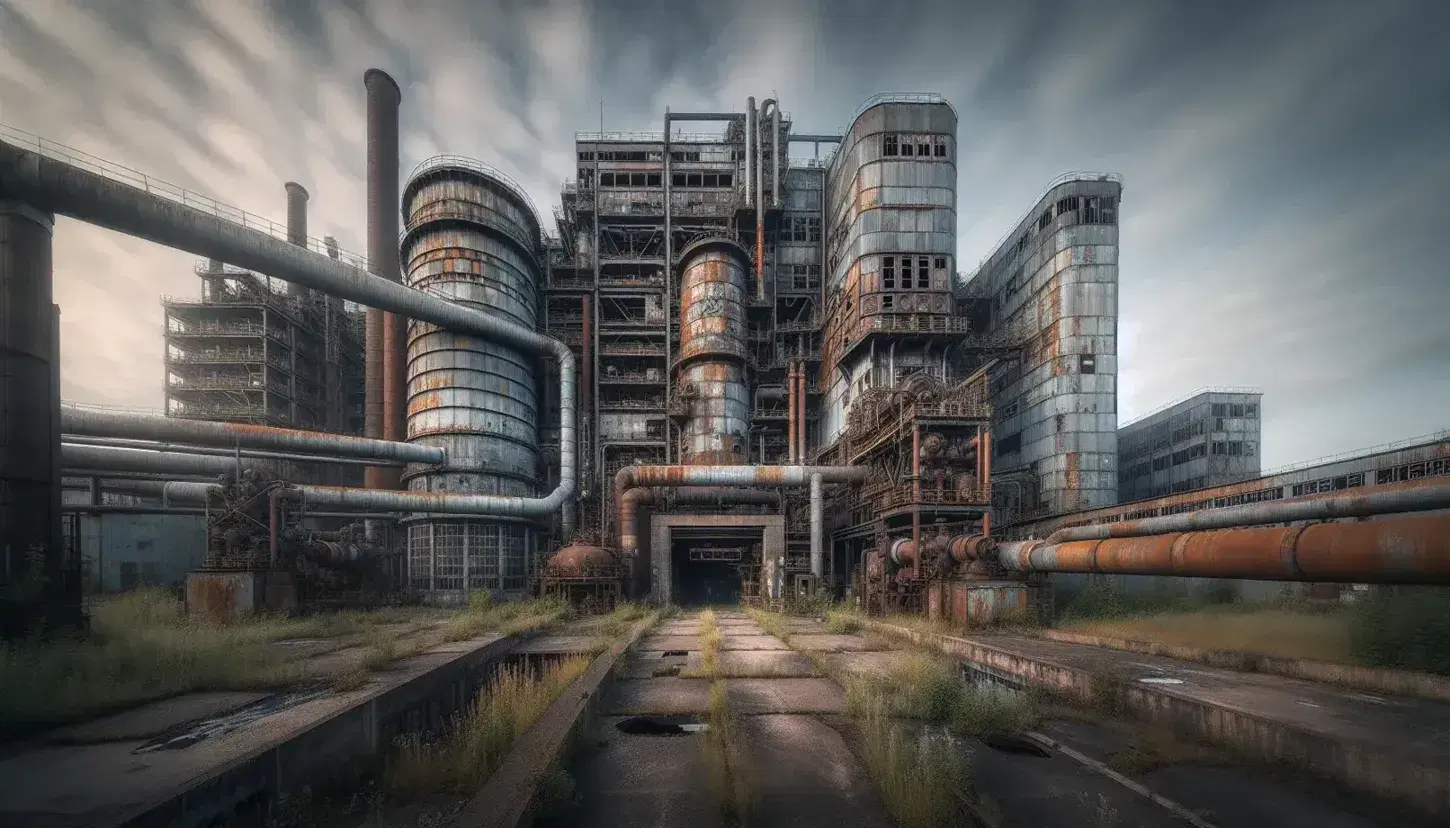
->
xmin=4 ymin=72 xmax=1449 ymax=640
xmin=1116 ymin=387 xmax=1263 ymax=502
xmin=960 ymin=174 xmax=1123 ymax=520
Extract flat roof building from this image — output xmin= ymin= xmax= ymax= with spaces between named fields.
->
xmin=1117 ymin=388 xmax=1263 ymax=502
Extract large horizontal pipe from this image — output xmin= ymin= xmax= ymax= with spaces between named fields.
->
xmin=63 ymin=503 xmax=403 ymax=519
xmin=0 ymin=138 xmax=574 ymax=520
xmin=1001 ymin=513 xmax=1450 ymax=584
xmin=63 ymin=470 xmax=217 ymax=483
xmin=888 ymin=534 xmax=995 ymax=567
xmin=612 ymin=464 xmax=869 ymax=551
xmin=1046 ymin=480 xmax=1450 ymax=544
xmin=666 ymin=113 xmax=739 ymax=121
xmin=62 ymin=435 xmax=405 ymax=467
xmin=618 ymin=486 xmax=781 ymax=555
xmin=61 ymin=444 xmax=263 ymax=477
xmin=788 ymin=134 xmax=843 ymax=143
xmin=61 ymin=404 xmax=439 ymax=464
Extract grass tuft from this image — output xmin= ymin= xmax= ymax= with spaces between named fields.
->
xmin=843 ymin=652 xmax=1038 ymax=739
xmin=856 ymin=694 xmax=973 ymax=828
xmin=384 ymin=655 xmax=591 ymax=799
xmin=699 ymin=669 xmax=752 ymax=826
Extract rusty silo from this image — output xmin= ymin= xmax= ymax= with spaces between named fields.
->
xmin=676 ymin=238 xmax=751 ymax=465
xmin=400 ymin=157 xmax=544 ymax=602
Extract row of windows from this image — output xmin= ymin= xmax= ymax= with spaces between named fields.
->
xmin=1212 ymin=402 xmax=1259 ymax=418
xmin=785 ymin=264 xmax=822 ymax=291
xmin=1123 ymin=439 xmax=1256 ymax=479
xmin=1375 ymin=457 xmax=1447 ymax=485
xmin=1121 ymin=418 xmax=1258 ymax=460
xmin=592 ymin=171 xmax=740 ymax=189
xmin=882 ymin=255 xmax=949 ymax=290
xmin=786 ymin=216 xmax=822 ymax=244
xmin=578 ymin=149 xmax=736 ymax=163
xmin=881 ymin=133 xmax=950 ymax=160
xmin=1009 ymin=196 xmax=1118 ymax=259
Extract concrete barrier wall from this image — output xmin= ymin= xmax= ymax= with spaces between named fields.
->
xmin=115 ymin=635 xmax=520 ymax=828
xmin=864 ymin=619 xmax=1450 ymax=818
xmin=1037 ymin=628 xmax=1450 ymax=704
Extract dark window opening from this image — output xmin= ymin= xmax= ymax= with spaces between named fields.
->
xmin=1211 ymin=403 xmax=1226 ymax=417
xmin=1037 ymin=210 xmax=1052 ymax=232
xmin=996 ymin=432 xmax=1022 ymax=456
xmin=883 ymin=256 xmax=896 ymax=289
xmin=686 ymin=174 xmax=702 ymax=187
xmin=881 ymin=296 xmax=894 ymax=310
xmin=719 ymin=172 xmax=734 ymax=187
xmin=1230 ymin=403 xmax=1245 ymax=417
xmin=934 ymin=256 xmax=947 ymax=270
xmin=1245 ymin=403 xmax=1258 ymax=417
xmin=578 ymin=151 xmax=595 ymax=161
xmin=917 ymin=140 xmax=931 ymax=156
xmin=647 ymin=173 xmax=661 ymax=187
xmin=883 ymin=134 xmax=898 ymax=156
xmin=599 ymin=172 xmax=615 ymax=187
xmin=917 ymin=256 xmax=930 ymax=288
xmin=630 ymin=172 xmax=647 ymax=187
xmin=1055 ymin=196 xmax=1079 ymax=216
xmin=671 ymin=173 xmax=686 ymax=187
xmin=1079 ymin=354 xmax=1096 ymax=374
xmin=1228 ymin=441 xmax=1243 ymax=456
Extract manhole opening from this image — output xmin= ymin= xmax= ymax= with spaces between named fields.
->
xmin=661 ymin=650 xmax=688 ymax=657
xmin=982 ymin=733 xmax=1051 ymax=758
xmin=615 ymin=716 xmax=708 ymax=736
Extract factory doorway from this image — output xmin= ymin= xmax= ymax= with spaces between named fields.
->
xmin=649 ymin=514 xmax=785 ymax=606
xmin=670 ymin=534 xmax=759 ymax=607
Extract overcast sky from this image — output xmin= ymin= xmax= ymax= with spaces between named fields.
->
xmin=1 ymin=0 xmax=1446 ymax=471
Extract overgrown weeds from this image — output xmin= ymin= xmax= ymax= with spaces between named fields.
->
xmin=843 ymin=652 xmax=1038 ymax=739
xmin=699 ymin=676 xmax=752 ymax=826
xmin=856 ymin=693 xmax=974 ymax=828
xmin=0 ymin=589 xmax=301 ymax=733
xmin=441 ymin=594 xmax=573 ymax=643
xmin=1349 ymin=586 xmax=1450 ymax=676
xmin=384 ymin=655 xmax=591 ymax=799
xmin=825 ymin=606 xmax=862 ymax=634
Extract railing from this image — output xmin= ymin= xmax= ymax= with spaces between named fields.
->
xmin=408 ymin=155 xmax=542 ymax=241
xmin=601 ymin=343 xmax=666 ymax=356
xmin=599 ymin=372 xmax=664 ymax=384
xmin=167 ymin=322 xmax=267 ymax=337
xmin=598 ymin=399 xmax=665 ymax=411
xmin=166 ymin=376 xmax=264 ymax=392
xmin=1118 ymin=386 xmax=1266 ymax=431
xmin=0 ymin=123 xmax=371 ymax=270
xmin=775 ymin=316 xmax=820 ymax=333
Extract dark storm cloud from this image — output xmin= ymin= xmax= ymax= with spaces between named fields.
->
xmin=0 ymin=0 xmax=1445 ymax=466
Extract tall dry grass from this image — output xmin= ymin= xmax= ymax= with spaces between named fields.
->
xmin=385 ymin=655 xmax=591 ymax=799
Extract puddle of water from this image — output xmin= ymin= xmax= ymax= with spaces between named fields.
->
xmin=133 ymin=688 xmax=331 ymax=754
xmin=615 ymin=717 xmax=707 ymax=736
xmin=1138 ymin=677 xmax=1184 ymax=685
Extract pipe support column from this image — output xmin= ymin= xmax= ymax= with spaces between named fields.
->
xmin=810 ymin=472 xmax=823 ymax=579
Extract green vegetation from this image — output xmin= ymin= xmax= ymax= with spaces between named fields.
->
xmin=384 ymin=655 xmax=592 ymax=799
xmin=1349 ymin=586 xmax=1450 ymax=676
xmin=699 ymin=675 xmax=753 ymax=826
xmin=825 ymin=606 xmax=862 ymax=634
xmin=856 ymin=698 xmax=974 ymax=828
xmin=843 ymin=651 xmax=1039 ymax=739
xmin=441 ymin=593 xmax=573 ymax=642
xmin=1057 ymin=576 xmax=1240 ymax=623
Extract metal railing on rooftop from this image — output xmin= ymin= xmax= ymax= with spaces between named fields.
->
xmin=0 ymin=123 xmax=370 ymax=270
xmin=408 ymin=155 xmax=542 ymax=234
xmin=1118 ymin=386 xmax=1265 ymax=430
xmin=1257 ymin=429 xmax=1450 ymax=479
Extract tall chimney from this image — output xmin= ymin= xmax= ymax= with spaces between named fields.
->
xmin=364 ymin=69 xmax=402 ymax=490
xmin=284 ymin=181 xmax=309 ymax=298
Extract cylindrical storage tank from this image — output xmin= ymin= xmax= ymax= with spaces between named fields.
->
xmin=400 ymin=157 xmax=543 ymax=603
xmin=677 ymin=238 xmax=751 ymax=465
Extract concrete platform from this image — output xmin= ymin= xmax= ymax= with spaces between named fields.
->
xmin=719 ymin=634 xmax=790 ymax=651
xmin=41 ymin=692 xmax=269 ymax=744
xmin=619 ymin=650 xmax=694 ymax=680
xmin=0 ymin=633 xmax=517 ymax=828
xmin=568 ymin=716 xmax=724 ymax=828
xmin=788 ymin=634 xmax=890 ymax=653
xmin=694 ymin=650 xmax=820 ymax=678
xmin=510 ymin=634 xmax=604 ymax=654
xmin=735 ymin=715 xmax=892 ymax=828
xmin=602 ymin=677 xmax=713 ymax=715
xmin=821 ymin=651 xmax=918 ymax=682
xmin=636 ymin=635 xmax=701 ymax=652
xmin=724 ymin=679 xmax=846 ymax=714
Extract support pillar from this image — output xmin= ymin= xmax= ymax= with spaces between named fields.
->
xmin=1 ymin=200 xmax=67 ymax=637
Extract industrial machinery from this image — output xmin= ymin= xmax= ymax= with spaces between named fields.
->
xmin=539 ymin=543 xmax=625 ymax=613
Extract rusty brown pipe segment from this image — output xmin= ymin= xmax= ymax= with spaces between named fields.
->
xmin=1000 ymin=513 xmax=1450 ymax=583
xmin=1045 ymin=480 xmax=1450 ymax=544
xmin=618 ymin=486 xmax=781 ymax=555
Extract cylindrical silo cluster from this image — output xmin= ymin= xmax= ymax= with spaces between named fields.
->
xmin=677 ymin=238 xmax=751 ymax=465
xmin=400 ymin=157 xmax=543 ymax=601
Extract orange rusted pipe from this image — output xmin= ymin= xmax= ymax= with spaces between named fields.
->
xmin=981 ymin=428 xmax=992 ymax=537
xmin=619 ymin=486 xmax=780 ymax=556
xmin=998 ymin=514 xmax=1450 ymax=583
xmin=787 ymin=363 xmax=798 ymax=464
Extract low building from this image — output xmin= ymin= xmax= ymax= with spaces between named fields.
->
xmin=1116 ymin=388 xmax=1263 ymax=502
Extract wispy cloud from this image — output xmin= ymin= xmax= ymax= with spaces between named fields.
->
xmin=0 ymin=0 xmax=1444 ymax=467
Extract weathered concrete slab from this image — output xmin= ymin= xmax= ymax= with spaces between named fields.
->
xmin=637 ymin=635 xmax=701 ymax=652
xmin=735 ymin=715 xmax=892 ymax=828
xmin=619 ymin=651 xmax=692 ymax=680
xmin=788 ymin=634 xmax=888 ymax=653
xmin=568 ymin=717 xmax=724 ymax=828
xmin=42 ymin=692 xmax=271 ymax=744
xmin=510 ymin=635 xmax=603 ymax=654
xmin=724 ymin=679 xmax=846 ymax=714
xmin=602 ymin=678 xmax=713 ymax=715
xmin=821 ymin=651 xmax=918 ymax=682
xmin=690 ymin=650 xmax=820 ymax=678
xmin=719 ymin=635 xmax=790 ymax=651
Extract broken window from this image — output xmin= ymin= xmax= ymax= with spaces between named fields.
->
xmin=881 ymin=296 xmax=894 ymax=311
xmin=900 ymin=257 xmax=913 ymax=287
xmin=934 ymin=256 xmax=947 ymax=271
xmin=808 ymin=217 xmax=821 ymax=243
xmin=1038 ymin=210 xmax=1052 ymax=232
xmin=578 ymin=151 xmax=595 ymax=161
xmin=1230 ymin=403 xmax=1245 ymax=417
xmin=933 ymin=136 xmax=948 ymax=158
xmin=917 ymin=256 xmax=930 ymax=288
xmin=883 ymin=134 xmax=898 ymax=156
xmin=1055 ymin=196 xmax=1079 ymax=216
xmin=883 ymin=256 xmax=896 ymax=289
xmin=1228 ymin=441 xmax=1243 ymax=456
xmin=1211 ymin=403 xmax=1226 ymax=417
xmin=917 ymin=139 xmax=931 ymax=156
xmin=1079 ymin=354 xmax=1096 ymax=374
xmin=1245 ymin=403 xmax=1258 ymax=418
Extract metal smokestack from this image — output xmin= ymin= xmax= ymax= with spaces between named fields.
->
xmin=364 ymin=68 xmax=402 ymax=490
xmin=284 ymin=181 xmax=309 ymax=298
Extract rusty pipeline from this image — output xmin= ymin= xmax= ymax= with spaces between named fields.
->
xmin=999 ymin=513 xmax=1450 ymax=584
xmin=797 ymin=364 xmax=807 ymax=460
xmin=787 ymin=363 xmax=798 ymax=463
xmin=1045 ymin=480 xmax=1450 ymax=544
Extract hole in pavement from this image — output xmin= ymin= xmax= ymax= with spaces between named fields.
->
xmin=661 ymin=650 xmax=688 ymax=657
xmin=982 ymin=733 xmax=1052 ymax=758
xmin=615 ymin=717 xmax=708 ymax=736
